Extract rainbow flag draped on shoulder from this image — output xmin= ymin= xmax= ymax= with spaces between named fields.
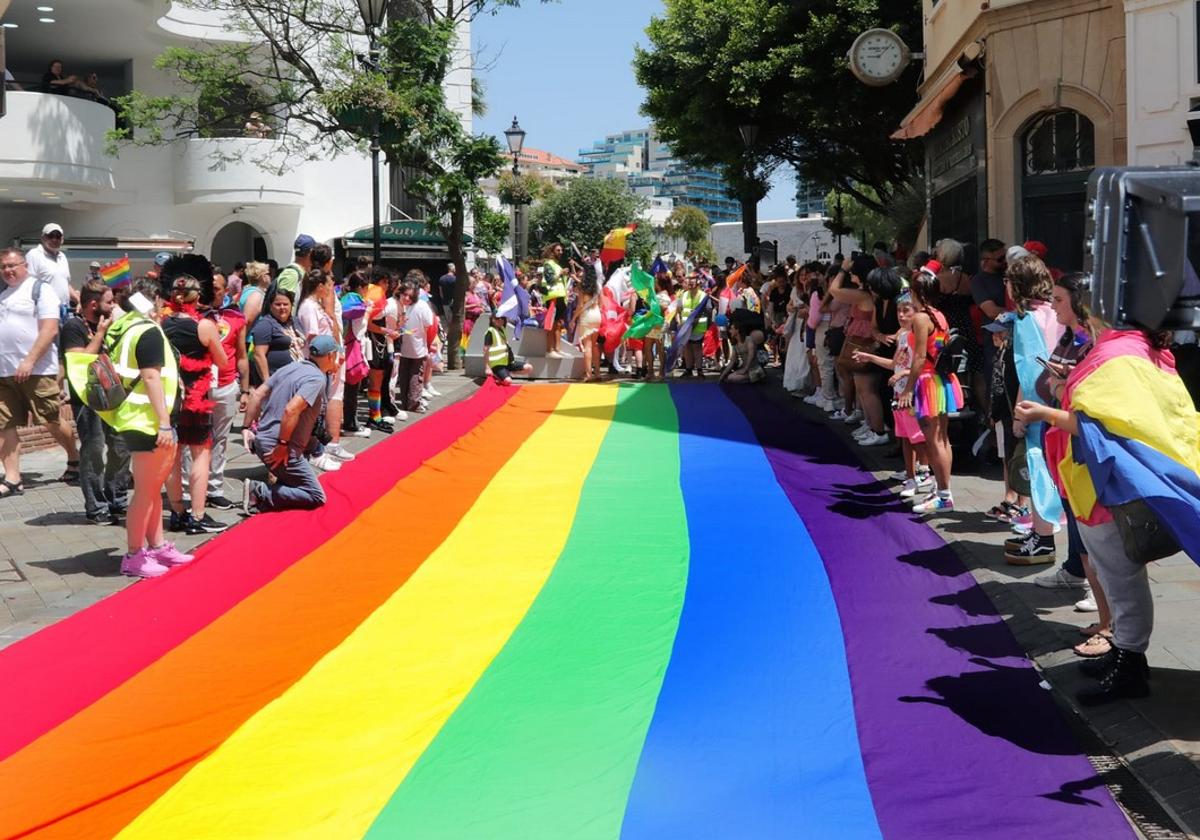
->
xmin=100 ymin=256 xmax=132 ymax=289
xmin=1052 ymin=329 xmax=1200 ymax=560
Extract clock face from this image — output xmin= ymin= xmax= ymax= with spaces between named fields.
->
xmin=849 ymin=29 xmax=909 ymax=87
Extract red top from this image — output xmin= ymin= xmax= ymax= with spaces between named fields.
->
xmin=920 ymin=307 xmax=951 ymax=373
xmin=214 ymin=308 xmax=246 ymax=388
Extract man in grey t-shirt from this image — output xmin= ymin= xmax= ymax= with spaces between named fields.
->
xmin=240 ymin=335 xmax=340 ymax=513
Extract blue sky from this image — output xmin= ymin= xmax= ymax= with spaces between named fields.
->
xmin=471 ymin=0 xmax=798 ymax=220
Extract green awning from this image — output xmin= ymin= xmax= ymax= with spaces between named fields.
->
xmin=343 ymin=220 xmax=472 ymax=248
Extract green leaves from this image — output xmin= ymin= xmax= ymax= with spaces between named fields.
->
xmin=635 ymin=0 xmax=923 ymax=213
xmin=527 ymin=179 xmax=649 ymax=255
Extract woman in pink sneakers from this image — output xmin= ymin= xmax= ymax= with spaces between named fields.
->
xmin=107 ymin=280 xmax=195 ymax=577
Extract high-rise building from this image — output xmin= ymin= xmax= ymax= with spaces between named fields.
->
xmin=794 ymin=172 xmax=826 ymax=217
xmin=577 ymin=128 xmax=741 ymax=223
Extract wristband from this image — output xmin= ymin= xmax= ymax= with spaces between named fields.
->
xmin=278 ymin=439 xmax=290 ymax=447
xmin=159 ymin=426 xmax=174 ymax=433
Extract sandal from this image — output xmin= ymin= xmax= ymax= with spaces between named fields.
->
xmin=984 ymin=500 xmax=1021 ymax=523
xmin=1079 ymin=623 xmax=1106 ymax=638
xmin=0 ymin=479 xmax=23 ymax=498
xmin=60 ymin=460 xmax=80 ymax=483
xmin=1073 ymin=632 xmax=1113 ymax=658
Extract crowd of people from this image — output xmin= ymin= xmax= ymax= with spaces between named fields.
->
xmin=1 ymin=225 xmax=451 ymax=581
xmin=1 ymin=216 xmax=1197 ymax=707
xmin=484 ymin=235 xmax=1197 ymax=708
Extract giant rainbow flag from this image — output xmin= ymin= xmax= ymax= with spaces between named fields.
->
xmin=0 ymin=383 xmax=1133 ymax=839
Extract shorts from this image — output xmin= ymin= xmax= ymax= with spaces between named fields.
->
xmin=547 ymin=298 xmax=567 ymax=325
xmin=893 ymin=409 xmax=925 ymax=443
xmin=805 ymin=326 xmax=817 ymax=350
xmin=327 ymin=362 xmax=345 ymax=402
xmin=0 ymin=375 xmax=61 ymax=429
xmin=121 ymin=430 xmax=159 ymax=452
xmin=176 ymin=409 xmax=213 ymax=446
xmin=368 ymin=334 xmax=390 ymax=370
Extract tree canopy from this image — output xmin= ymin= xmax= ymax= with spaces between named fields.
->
xmin=664 ymin=205 xmax=717 ymax=264
xmin=634 ymin=0 xmax=922 ymax=214
xmin=528 ymin=178 xmax=649 ymax=256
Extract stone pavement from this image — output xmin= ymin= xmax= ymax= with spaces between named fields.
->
xmin=2 ymin=370 xmax=1198 ymax=837
xmin=760 ymin=382 xmax=1200 ymax=840
xmin=0 ymin=369 xmax=479 ymax=650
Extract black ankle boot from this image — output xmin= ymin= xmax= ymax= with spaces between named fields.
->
xmin=1079 ymin=648 xmax=1117 ymax=679
xmin=1077 ymin=647 xmax=1150 ymax=706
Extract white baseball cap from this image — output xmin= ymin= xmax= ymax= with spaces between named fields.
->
xmin=42 ymin=223 xmax=64 ymax=236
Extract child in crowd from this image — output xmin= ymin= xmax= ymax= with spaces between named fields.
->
xmin=483 ymin=316 xmax=532 ymax=386
xmin=854 ymin=293 xmax=931 ymax=497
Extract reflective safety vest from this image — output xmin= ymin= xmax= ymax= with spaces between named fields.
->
xmin=486 ymin=327 xmax=510 ymax=368
xmin=542 ymin=260 xmax=567 ymax=301
xmin=680 ymin=289 xmax=707 ymax=337
xmin=66 ymin=311 xmax=179 ymax=436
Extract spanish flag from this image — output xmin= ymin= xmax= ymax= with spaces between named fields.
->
xmin=1048 ymin=329 xmax=1200 ymax=560
xmin=600 ymin=224 xmax=637 ymax=269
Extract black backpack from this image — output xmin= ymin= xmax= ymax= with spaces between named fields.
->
xmin=935 ymin=327 xmax=968 ymax=377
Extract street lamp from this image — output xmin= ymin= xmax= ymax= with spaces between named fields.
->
xmin=738 ymin=122 xmax=760 ymax=269
xmin=358 ymin=0 xmax=387 ymax=268
xmin=504 ymin=116 xmax=528 ymax=262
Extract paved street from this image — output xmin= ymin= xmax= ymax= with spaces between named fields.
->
xmin=1 ymin=372 xmax=1198 ymax=838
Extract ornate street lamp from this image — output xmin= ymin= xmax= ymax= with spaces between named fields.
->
xmin=504 ymin=116 xmax=529 ymax=262
xmin=358 ymin=0 xmax=388 ymax=267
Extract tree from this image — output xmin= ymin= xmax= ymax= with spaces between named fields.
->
xmin=528 ymin=178 xmax=649 ymax=255
xmin=635 ymin=0 xmax=922 ymax=215
xmin=824 ymin=173 xmax=926 ymax=253
xmin=664 ymin=205 xmax=717 ymax=265
xmin=109 ymin=0 xmax=552 ymax=368
xmin=471 ymin=199 xmax=510 ymax=256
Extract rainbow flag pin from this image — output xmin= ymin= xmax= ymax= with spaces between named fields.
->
xmin=99 ymin=256 xmax=132 ymax=289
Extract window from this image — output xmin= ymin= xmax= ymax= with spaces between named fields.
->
xmin=1023 ymin=110 xmax=1095 ymax=176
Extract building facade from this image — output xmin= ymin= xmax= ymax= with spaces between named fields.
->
xmin=1124 ymin=0 xmax=1199 ymax=165
xmin=578 ymin=128 xmax=741 ymax=224
xmin=0 ymin=0 xmax=472 ymax=282
xmin=897 ymin=0 xmax=1127 ymax=272
xmin=794 ymin=171 xmax=826 ymax=217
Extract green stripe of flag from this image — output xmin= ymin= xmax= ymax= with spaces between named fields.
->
xmin=366 ymin=383 xmax=689 ymax=839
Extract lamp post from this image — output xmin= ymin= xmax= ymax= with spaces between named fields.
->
xmin=504 ymin=116 xmax=527 ymax=263
xmin=835 ymin=194 xmax=845 ymax=255
xmin=358 ymin=0 xmax=387 ymax=268
xmin=738 ymin=122 xmax=760 ymax=269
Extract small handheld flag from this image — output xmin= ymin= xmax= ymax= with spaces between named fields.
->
xmin=100 ymin=257 xmax=132 ymax=289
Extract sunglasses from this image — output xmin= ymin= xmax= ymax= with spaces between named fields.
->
xmin=44 ymin=232 xmax=64 ymax=239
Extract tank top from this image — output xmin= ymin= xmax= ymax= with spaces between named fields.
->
xmin=162 ymin=314 xmax=214 ymax=412
xmin=920 ymin=307 xmax=951 ymax=373
xmin=846 ymin=304 xmax=874 ymax=339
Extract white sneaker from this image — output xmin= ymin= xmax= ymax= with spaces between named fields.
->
xmin=858 ymin=431 xmax=890 ymax=446
xmin=887 ymin=469 xmax=909 ymax=482
xmin=899 ymin=476 xmax=934 ymax=498
xmin=821 ymin=399 xmax=837 ymax=412
xmin=425 ymin=384 xmax=442 ymax=397
xmin=325 ymin=442 xmax=356 ymax=462
xmin=843 ymin=409 xmax=863 ymax=425
xmin=310 ymin=453 xmax=342 ymax=472
xmin=1074 ymin=587 xmax=1099 ymax=612
xmin=830 ymin=409 xmax=849 ymax=421
xmin=803 ymin=393 xmax=824 ymax=406
xmin=392 ymin=410 xmax=409 ymax=422
xmin=1034 ymin=567 xmax=1087 ymax=590
xmin=346 ymin=428 xmax=372 ymax=438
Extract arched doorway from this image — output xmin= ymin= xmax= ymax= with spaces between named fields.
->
xmin=210 ymin=221 xmax=268 ymax=271
xmin=1021 ymin=110 xmax=1095 ymax=271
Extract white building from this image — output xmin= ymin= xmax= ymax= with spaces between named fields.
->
xmin=710 ymin=218 xmax=856 ymax=266
xmin=1124 ymin=0 xmax=1199 ymax=165
xmin=0 ymin=0 xmax=472 ymax=280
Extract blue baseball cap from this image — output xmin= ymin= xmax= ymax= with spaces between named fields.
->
xmin=154 ymin=251 xmax=172 ymax=267
xmin=308 ymin=334 xmax=339 ymax=357
xmin=294 ymin=234 xmax=317 ymax=254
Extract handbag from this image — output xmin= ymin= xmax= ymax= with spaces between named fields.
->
xmin=343 ymin=335 xmax=369 ymax=385
xmin=1111 ymin=501 xmax=1180 ymax=564
xmin=839 ymin=334 xmax=875 ymax=373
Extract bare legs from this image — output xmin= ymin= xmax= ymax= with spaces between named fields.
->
xmin=127 ymin=446 xmax=174 ymax=553
xmin=918 ymin=414 xmax=952 ymax=493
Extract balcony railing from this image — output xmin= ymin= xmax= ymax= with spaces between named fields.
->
xmin=0 ymin=92 xmax=116 ymax=194
xmin=174 ymin=137 xmax=305 ymax=206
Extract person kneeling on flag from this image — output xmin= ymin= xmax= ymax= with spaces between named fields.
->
xmin=240 ymin=335 xmax=341 ymax=514
xmin=483 ymin=316 xmax=532 ymax=386
xmin=719 ymin=309 xmax=767 ymax=385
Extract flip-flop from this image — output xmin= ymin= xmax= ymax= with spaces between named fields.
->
xmin=0 ymin=479 xmax=23 ymax=499
xmin=59 ymin=460 xmax=80 ymax=483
